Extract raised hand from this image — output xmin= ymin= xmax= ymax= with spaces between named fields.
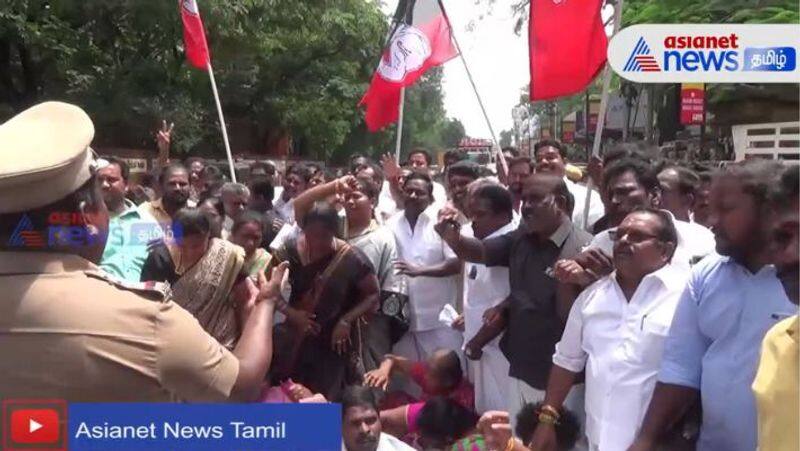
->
xmin=587 ymin=155 xmax=604 ymax=185
xmin=156 ymin=120 xmax=174 ymax=157
xmin=435 ymin=205 xmax=462 ymax=242
xmin=257 ymin=262 xmax=289 ymax=305
xmin=335 ymin=175 xmax=359 ymax=196
xmin=381 ymin=153 xmax=401 ymax=183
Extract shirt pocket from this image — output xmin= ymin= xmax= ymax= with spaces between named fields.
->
xmin=635 ymin=316 xmax=671 ymax=366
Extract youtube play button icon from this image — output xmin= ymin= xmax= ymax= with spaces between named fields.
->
xmin=3 ymin=400 xmax=66 ymax=450
xmin=11 ymin=409 xmax=60 ymax=444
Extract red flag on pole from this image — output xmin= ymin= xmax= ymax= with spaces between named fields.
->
xmin=529 ymin=0 xmax=607 ymax=100
xmin=180 ymin=0 xmax=211 ymax=71
xmin=360 ymin=0 xmax=458 ymax=132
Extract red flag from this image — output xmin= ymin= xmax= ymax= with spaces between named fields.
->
xmin=180 ymin=0 xmax=210 ymax=71
xmin=529 ymin=0 xmax=607 ymax=100
xmin=360 ymin=0 xmax=458 ymax=132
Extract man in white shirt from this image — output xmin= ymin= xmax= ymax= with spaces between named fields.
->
xmin=534 ymin=140 xmax=604 ymax=231
xmin=658 ymin=164 xmax=716 ymax=259
xmin=273 ymin=163 xmax=311 ymax=224
xmin=588 ymin=158 xmax=715 ymax=266
xmin=436 ymin=174 xmax=593 ymax=432
xmin=446 ymin=161 xmax=480 ymax=219
xmin=460 ymin=182 xmax=516 ymax=413
xmin=388 ymin=172 xmax=462 ymax=362
xmin=377 ymin=150 xmax=447 ymax=221
xmin=529 ymin=208 xmax=689 ymax=451
xmin=341 ymin=386 xmax=414 ymax=451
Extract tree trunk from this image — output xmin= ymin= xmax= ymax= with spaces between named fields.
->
xmin=645 ymin=85 xmax=655 ymax=144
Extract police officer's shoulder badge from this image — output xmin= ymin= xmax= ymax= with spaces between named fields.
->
xmin=84 ymin=269 xmax=169 ymax=302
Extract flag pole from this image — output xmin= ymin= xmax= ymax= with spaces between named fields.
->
xmin=206 ymin=61 xmax=237 ymax=183
xmin=395 ymin=87 xmax=406 ymax=163
xmin=581 ymin=0 xmax=624 ymax=230
xmin=437 ymin=0 xmax=508 ymax=176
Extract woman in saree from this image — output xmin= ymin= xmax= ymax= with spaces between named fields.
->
xmin=269 ymin=201 xmax=380 ymax=400
xmin=140 ymin=207 xmax=248 ymax=349
xmin=229 ymin=211 xmax=272 ymax=278
xmin=291 ymin=173 xmax=409 ymax=372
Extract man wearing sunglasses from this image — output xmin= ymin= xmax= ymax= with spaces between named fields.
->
xmin=629 ymin=160 xmax=797 ymax=451
xmin=528 ymin=208 xmax=687 ymax=451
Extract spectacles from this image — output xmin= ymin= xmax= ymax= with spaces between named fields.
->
xmin=608 ymin=228 xmax=660 ymax=244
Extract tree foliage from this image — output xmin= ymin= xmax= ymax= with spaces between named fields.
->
xmin=495 ymin=0 xmax=798 ymax=32
xmin=623 ymin=0 xmax=798 ymax=25
xmin=0 ymin=0 xmax=458 ymax=162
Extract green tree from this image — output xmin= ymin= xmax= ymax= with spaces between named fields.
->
xmin=0 ymin=0 xmax=455 ymax=163
xmin=441 ymin=118 xmax=466 ymax=149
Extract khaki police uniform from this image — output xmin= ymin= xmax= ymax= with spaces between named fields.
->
xmin=0 ymin=102 xmax=239 ymax=401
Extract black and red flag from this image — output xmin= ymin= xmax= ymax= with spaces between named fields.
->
xmin=360 ymin=0 xmax=459 ymax=132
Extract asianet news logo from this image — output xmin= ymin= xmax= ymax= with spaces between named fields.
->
xmin=609 ymin=25 xmax=800 ymax=83
xmin=659 ymin=34 xmax=741 ymax=72
xmin=7 ymin=213 xmax=177 ymax=248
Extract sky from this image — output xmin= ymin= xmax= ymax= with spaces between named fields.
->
xmin=380 ymin=0 xmax=530 ymax=139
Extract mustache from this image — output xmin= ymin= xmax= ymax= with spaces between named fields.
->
xmin=357 ymin=434 xmax=378 ymax=444
xmin=164 ymin=191 xmax=189 ymax=203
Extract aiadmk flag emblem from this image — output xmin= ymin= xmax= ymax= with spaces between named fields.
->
xmin=378 ymin=25 xmax=432 ymax=83
xmin=182 ymin=0 xmax=199 ymax=15
xmin=359 ymin=0 xmax=458 ymax=132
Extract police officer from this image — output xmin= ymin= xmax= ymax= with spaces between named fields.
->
xmin=0 ymin=102 xmax=285 ymax=401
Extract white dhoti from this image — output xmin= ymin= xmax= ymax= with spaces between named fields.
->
xmin=459 ymin=222 xmax=519 ymax=413
xmin=467 ymin=343 xmax=510 ymax=413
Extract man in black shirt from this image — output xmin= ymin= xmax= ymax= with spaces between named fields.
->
xmin=436 ymin=173 xmax=591 ymax=427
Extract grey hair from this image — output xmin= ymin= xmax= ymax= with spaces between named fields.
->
xmin=220 ymin=182 xmax=250 ymax=198
xmin=467 ymin=177 xmax=502 ymax=196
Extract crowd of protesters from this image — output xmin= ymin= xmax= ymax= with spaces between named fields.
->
xmin=0 ymin=102 xmax=797 ymax=451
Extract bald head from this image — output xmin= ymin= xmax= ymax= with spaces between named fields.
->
xmin=520 ymin=173 xmax=572 ymax=236
xmin=523 ymin=173 xmax=571 ymax=214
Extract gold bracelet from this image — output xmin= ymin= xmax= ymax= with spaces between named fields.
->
xmin=540 ymin=404 xmax=561 ymax=419
xmin=538 ymin=412 xmax=560 ymax=426
xmin=503 ymin=437 xmax=516 ymax=451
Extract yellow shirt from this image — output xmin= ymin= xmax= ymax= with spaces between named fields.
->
xmin=139 ymin=198 xmax=173 ymax=229
xmin=753 ymin=315 xmax=800 ymax=451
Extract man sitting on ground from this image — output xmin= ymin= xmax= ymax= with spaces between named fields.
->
xmin=342 ymin=386 xmax=414 ymax=451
